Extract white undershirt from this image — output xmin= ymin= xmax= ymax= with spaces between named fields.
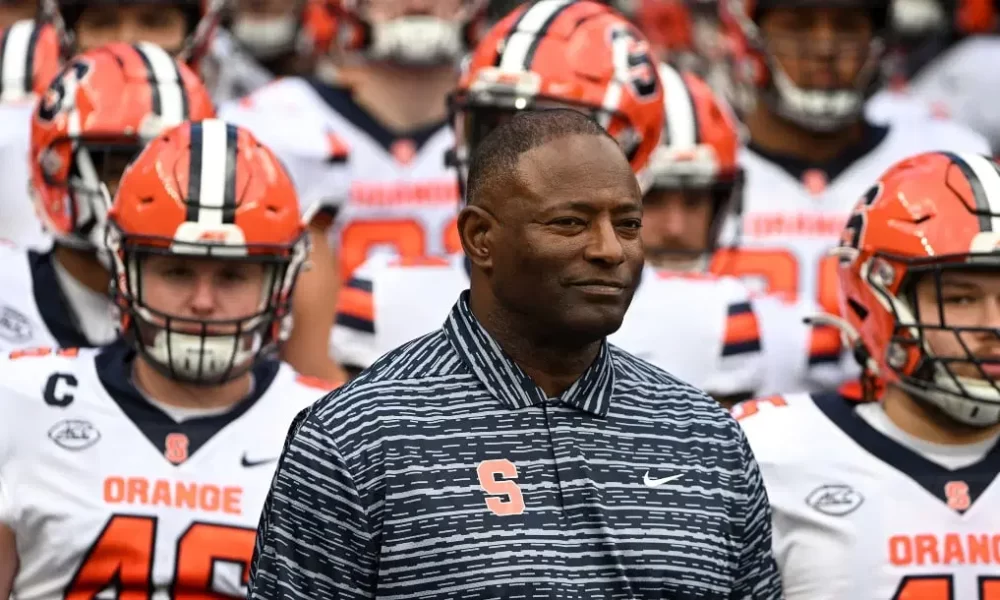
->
xmin=51 ymin=256 xmax=118 ymax=345
xmin=134 ymin=374 xmax=256 ymax=423
xmin=855 ymin=401 xmax=999 ymax=470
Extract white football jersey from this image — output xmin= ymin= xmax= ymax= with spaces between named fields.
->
xmin=0 ymin=341 xmax=333 ymax=600
xmin=0 ymin=245 xmax=110 ymax=350
xmin=332 ymin=253 xmax=771 ymax=397
xmin=734 ymin=392 xmax=1000 ymax=600
xmin=722 ymin=119 xmax=990 ymax=393
xmin=218 ymin=78 xmax=460 ymax=279
xmin=0 ymin=100 xmax=49 ymax=249
xmin=867 ymin=37 xmax=1000 ymax=153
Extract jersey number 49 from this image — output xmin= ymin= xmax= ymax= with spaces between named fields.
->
xmin=893 ymin=575 xmax=1000 ymax=599
xmin=65 ymin=514 xmax=255 ymax=598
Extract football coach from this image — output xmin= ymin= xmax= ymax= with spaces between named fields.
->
xmin=247 ymin=109 xmax=782 ymax=599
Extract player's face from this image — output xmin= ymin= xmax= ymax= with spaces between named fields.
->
xmin=93 ymin=149 xmax=136 ymax=199
xmin=491 ymin=134 xmax=644 ymax=340
xmin=641 ymin=188 xmax=714 ymax=268
xmin=74 ymin=4 xmax=188 ymax=54
xmin=0 ymin=0 xmax=35 ymax=30
xmin=366 ymin=0 xmax=466 ymax=21
xmin=759 ymin=6 xmax=872 ymax=91
xmin=138 ymin=255 xmax=267 ymax=331
xmin=914 ymin=270 xmax=1000 ymax=380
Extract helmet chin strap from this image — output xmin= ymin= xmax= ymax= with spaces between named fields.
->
xmin=365 ymin=17 xmax=465 ymax=67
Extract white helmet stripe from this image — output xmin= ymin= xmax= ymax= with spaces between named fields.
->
xmin=497 ymin=0 xmax=573 ymax=71
xmin=658 ymin=63 xmax=697 ymax=149
xmin=135 ymin=41 xmax=188 ymax=127
xmin=186 ymin=119 xmax=239 ymax=226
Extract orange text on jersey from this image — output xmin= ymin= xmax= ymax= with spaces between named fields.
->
xmin=889 ymin=533 xmax=1000 ymax=567
xmin=746 ymin=212 xmax=847 ymax=238
xmin=103 ymin=476 xmax=243 ymax=515
xmin=350 ymin=180 xmax=459 ymax=207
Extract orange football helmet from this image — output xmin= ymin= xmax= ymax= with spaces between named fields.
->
xmin=645 ymin=62 xmax=742 ymax=260
xmin=106 ymin=118 xmax=309 ymax=385
xmin=720 ymin=0 xmax=890 ymax=131
xmin=449 ymin=0 xmax=664 ymax=193
xmin=45 ymin=0 xmax=222 ymax=67
xmin=330 ymin=0 xmax=487 ymax=66
xmin=0 ymin=19 xmax=62 ymax=103
xmin=836 ymin=151 xmax=1000 ymax=426
xmin=30 ymin=42 xmax=215 ymax=250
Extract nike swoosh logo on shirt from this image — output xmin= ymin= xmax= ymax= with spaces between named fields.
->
xmin=643 ymin=471 xmax=683 ymax=487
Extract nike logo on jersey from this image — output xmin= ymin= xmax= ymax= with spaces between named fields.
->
xmin=643 ymin=471 xmax=683 ymax=487
xmin=241 ymin=454 xmax=278 ymax=468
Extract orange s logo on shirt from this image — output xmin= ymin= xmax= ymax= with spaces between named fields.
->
xmin=477 ymin=459 xmax=525 ymax=516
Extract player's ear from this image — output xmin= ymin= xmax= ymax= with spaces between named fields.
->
xmin=458 ymin=204 xmax=494 ymax=270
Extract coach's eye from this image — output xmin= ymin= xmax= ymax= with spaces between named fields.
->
xmin=549 ymin=217 xmax=586 ymax=228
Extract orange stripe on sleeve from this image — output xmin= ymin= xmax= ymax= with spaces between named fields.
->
xmin=336 ymin=286 xmax=374 ymax=324
xmin=722 ymin=302 xmax=761 ymax=356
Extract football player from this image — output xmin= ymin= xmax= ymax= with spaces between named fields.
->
xmin=334 ymin=3 xmax=768 ymax=405
xmin=867 ymin=0 xmax=1000 ymax=153
xmin=0 ymin=18 xmax=61 ymax=248
xmin=220 ymin=0 xmax=487 ymax=281
xmin=716 ymin=0 xmax=990 ymax=395
xmin=0 ymin=117 xmax=336 ymax=599
xmin=42 ymin=2 xmax=343 ymax=379
xmin=0 ymin=42 xmax=215 ymax=351
xmin=733 ymin=151 xmax=1000 ymax=599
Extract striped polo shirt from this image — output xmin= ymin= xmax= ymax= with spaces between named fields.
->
xmin=249 ymin=291 xmax=781 ymax=600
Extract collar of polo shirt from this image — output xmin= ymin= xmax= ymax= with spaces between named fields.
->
xmin=443 ymin=291 xmax=615 ymax=417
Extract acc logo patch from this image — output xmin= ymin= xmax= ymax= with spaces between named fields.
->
xmin=806 ymin=484 xmax=864 ymax=516
xmin=48 ymin=419 xmax=101 ymax=451
xmin=0 ymin=306 xmax=32 ymax=342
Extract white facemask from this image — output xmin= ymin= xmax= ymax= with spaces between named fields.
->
xmin=232 ymin=14 xmax=298 ymax=59
xmin=366 ymin=16 xmax=464 ymax=66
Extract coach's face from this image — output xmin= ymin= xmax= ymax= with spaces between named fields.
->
xmin=491 ymin=134 xmax=644 ymax=340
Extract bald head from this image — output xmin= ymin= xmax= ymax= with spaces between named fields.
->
xmin=465 ymin=108 xmax=620 ymax=209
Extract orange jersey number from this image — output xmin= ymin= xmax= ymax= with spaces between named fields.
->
xmin=711 ymin=248 xmax=842 ymax=363
xmin=892 ymin=575 xmax=1000 ymax=599
xmin=339 ymin=216 xmax=461 ymax=280
xmin=65 ymin=515 xmax=256 ymax=599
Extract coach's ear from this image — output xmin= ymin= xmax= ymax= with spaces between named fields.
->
xmin=458 ymin=205 xmax=494 ymax=271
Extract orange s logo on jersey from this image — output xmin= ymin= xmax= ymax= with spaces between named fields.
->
xmin=477 ymin=459 xmax=525 ymax=516
xmin=165 ymin=432 xmax=190 ymax=464
xmin=945 ymin=480 xmax=971 ymax=511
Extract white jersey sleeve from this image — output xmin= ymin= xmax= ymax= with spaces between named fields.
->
xmin=332 ymin=254 xmax=468 ymax=370
xmin=0 ymin=102 xmax=49 ymax=250
xmin=609 ymin=269 xmax=765 ymax=397
xmin=898 ymin=37 xmax=1000 ymax=153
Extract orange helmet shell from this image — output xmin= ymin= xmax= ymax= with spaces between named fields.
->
xmin=108 ymin=119 xmax=306 ymax=255
xmin=838 ymin=151 xmax=1000 ymax=384
xmin=30 ymin=42 xmax=215 ymax=244
xmin=455 ymin=0 xmax=664 ymax=186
